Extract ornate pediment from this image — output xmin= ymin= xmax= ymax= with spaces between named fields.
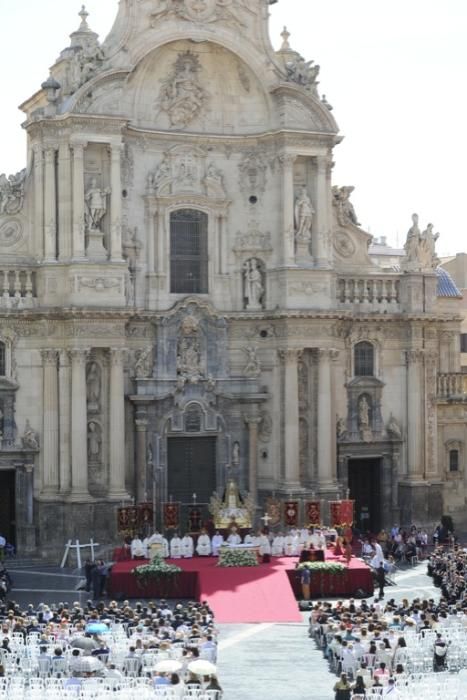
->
xmin=149 ymin=0 xmax=253 ymax=28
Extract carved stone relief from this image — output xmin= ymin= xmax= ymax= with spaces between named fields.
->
xmin=0 ymin=170 xmax=26 ymax=216
xmin=157 ymin=51 xmax=208 ymax=128
xmin=238 ymin=152 xmax=267 ymax=196
xmin=242 ymin=344 xmax=261 ymax=378
xmin=150 ymin=0 xmax=250 ymax=27
xmin=0 ymin=220 xmax=23 ymax=247
xmin=86 ymin=361 xmax=101 ymax=413
xmin=147 ymin=147 xmax=226 ymax=199
xmin=332 ymin=186 xmax=360 ymax=227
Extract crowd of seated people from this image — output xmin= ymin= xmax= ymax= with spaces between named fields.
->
xmin=127 ymin=526 xmax=339 ymax=561
xmin=359 ymin=525 xmax=431 ymax=567
xmin=0 ymin=596 xmax=222 ymax=698
xmin=315 ymin=545 xmax=467 ymax=699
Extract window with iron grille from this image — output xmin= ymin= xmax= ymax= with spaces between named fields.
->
xmin=449 ymin=449 xmax=459 ymax=472
xmin=354 ymin=341 xmax=374 ymax=377
xmin=170 ymin=209 xmax=208 ymax=294
xmin=0 ymin=342 xmax=6 ymax=377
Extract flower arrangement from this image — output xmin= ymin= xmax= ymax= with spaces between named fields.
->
xmin=297 ymin=561 xmax=346 ymax=574
xmin=132 ymin=553 xmax=182 ymax=588
xmin=217 ymin=548 xmax=258 ymax=567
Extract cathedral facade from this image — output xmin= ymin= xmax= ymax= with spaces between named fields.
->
xmin=0 ymin=0 xmax=465 ymax=555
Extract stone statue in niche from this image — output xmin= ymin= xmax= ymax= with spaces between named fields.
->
xmin=134 ymin=347 xmax=153 ymax=379
xmin=358 ymin=396 xmax=370 ymax=428
xmin=332 ymin=186 xmax=360 ymax=227
xmin=295 ymin=186 xmax=314 ymax=242
xmin=22 ymin=420 xmax=39 ymax=450
xmin=243 ymin=258 xmax=264 ymax=310
xmin=86 ymin=361 xmax=101 ymax=413
xmin=387 ymin=413 xmax=402 ymax=439
xmin=232 ymin=441 xmax=240 ymax=465
xmin=158 ymin=51 xmax=208 ymax=128
xmin=0 ymin=169 xmax=26 ymax=216
xmin=336 ymin=416 xmax=347 ymax=440
xmin=176 ymin=315 xmax=204 ymax=382
xmin=87 ymin=420 xmax=102 ymax=461
xmin=243 ymin=344 xmax=261 ymax=378
xmin=85 ymin=178 xmax=110 ymax=232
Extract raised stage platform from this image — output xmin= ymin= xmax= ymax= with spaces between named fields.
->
xmin=108 ymin=553 xmax=373 ymax=623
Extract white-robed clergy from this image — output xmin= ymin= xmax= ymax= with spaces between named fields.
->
xmin=211 ymin=531 xmax=224 ymax=556
xmin=243 ymin=530 xmax=255 ymax=545
xmin=146 ymin=530 xmax=163 ymax=558
xmin=162 ymin=535 xmax=169 ymax=558
xmin=170 ymin=534 xmax=182 ymax=558
xmin=257 ymin=531 xmax=271 ymax=556
xmin=370 ymin=540 xmax=385 ymax=568
xmin=272 ymin=532 xmax=285 ymax=556
xmin=196 ymin=530 xmax=212 ymax=556
xmin=299 ymin=528 xmax=310 ymax=547
xmin=227 ymin=530 xmax=242 ymax=545
xmin=131 ymin=537 xmax=147 ymax=559
xmin=284 ymin=529 xmax=300 ymax=556
xmin=181 ymin=534 xmax=194 ymax=558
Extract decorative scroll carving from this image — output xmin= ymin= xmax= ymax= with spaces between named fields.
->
xmin=238 ymin=152 xmax=267 ymax=195
xmin=0 ymin=170 xmax=26 ymax=216
xmin=150 ymin=0 xmax=248 ymax=27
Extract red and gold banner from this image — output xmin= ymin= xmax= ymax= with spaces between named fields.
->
xmin=306 ymin=501 xmax=321 ymax=527
xmin=284 ymin=501 xmax=299 ymax=527
xmin=330 ymin=501 xmax=342 ymax=528
xmin=330 ymin=500 xmax=355 ymax=528
xmin=266 ymin=497 xmax=282 ymax=527
xmin=138 ymin=502 xmax=154 ymax=529
xmin=339 ymin=500 xmax=355 ymax=527
xmin=117 ymin=506 xmax=138 ymax=534
xmin=163 ymin=502 xmax=180 ymax=530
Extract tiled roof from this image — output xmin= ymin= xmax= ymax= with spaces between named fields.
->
xmin=436 ymin=266 xmax=462 ymax=298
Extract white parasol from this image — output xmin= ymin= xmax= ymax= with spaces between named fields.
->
xmin=187 ymin=659 xmax=217 ymax=676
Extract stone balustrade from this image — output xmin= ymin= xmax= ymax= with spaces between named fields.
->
xmin=437 ymin=373 xmax=467 ymax=398
xmin=0 ymin=269 xmax=37 ymax=308
xmin=337 ymin=276 xmax=400 ymax=310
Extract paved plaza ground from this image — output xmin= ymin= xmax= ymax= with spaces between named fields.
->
xmin=4 ymin=559 xmax=439 ymax=700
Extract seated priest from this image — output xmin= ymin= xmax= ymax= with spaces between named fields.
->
xmin=284 ymin=529 xmax=300 ymax=556
xmin=211 ymin=531 xmax=224 ymax=556
xmin=170 ymin=533 xmax=183 ymax=559
xmin=271 ymin=532 xmax=284 ymax=557
xmin=243 ymin=530 xmax=255 ymax=545
xmin=299 ymin=528 xmax=310 ymax=548
xmin=227 ymin=528 xmax=242 ymax=546
xmin=162 ymin=534 xmax=169 ymax=558
xmin=196 ymin=529 xmax=212 ymax=556
xmin=131 ymin=535 xmax=147 ymax=559
xmin=181 ymin=533 xmax=194 ymax=558
xmin=146 ymin=530 xmax=164 ymax=559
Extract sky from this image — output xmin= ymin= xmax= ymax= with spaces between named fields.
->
xmin=0 ymin=0 xmax=466 ymax=255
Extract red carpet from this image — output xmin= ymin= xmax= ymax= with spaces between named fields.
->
xmin=197 ymin=558 xmax=302 ymax=623
xmin=109 ymin=552 xmax=373 ymax=624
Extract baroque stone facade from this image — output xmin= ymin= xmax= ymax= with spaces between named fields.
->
xmin=0 ymin=1 xmax=465 ymax=554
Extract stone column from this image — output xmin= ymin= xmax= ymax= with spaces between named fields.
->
xmin=110 ymin=144 xmax=123 ymax=262
xmin=33 ymin=145 xmax=44 ymax=259
xmin=406 ymin=349 xmax=424 ymax=479
xmin=135 ymin=407 xmax=148 ymax=503
xmin=147 ymin=205 xmax=157 ymax=274
xmin=44 ymin=147 xmax=57 ymax=262
xmin=109 ymin=348 xmax=128 ymax=498
xmin=41 ymin=349 xmax=59 ymax=495
xmin=70 ymin=348 xmax=90 ymax=500
xmin=244 ymin=414 xmax=261 ymax=504
xmin=317 ymin=348 xmax=338 ymax=489
xmin=58 ymin=143 xmax=72 ymax=260
xmin=279 ymin=348 xmax=302 ymax=488
xmin=279 ymin=154 xmax=297 ymax=266
xmin=58 ymin=350 xmax=71 ymax=494
xmin=72 ymin=143 xmax=86 ymax=260
xmin=314 ymin=156 xmax=331 ymax=268
xmin=25 ymin=464 xmax=34 ymax=526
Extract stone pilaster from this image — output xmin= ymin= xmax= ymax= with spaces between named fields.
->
xmin=406 ymin=349 xmax=424 ymax=479
xmin=40 ymin=349 xmax=59 ymax=496
xmin=72 ymin=142 xmax=86 ymax=260
xmin=317 ymin=348 xmax=339 ymax=491
xmin=58 ymin=350 xmax=71 ymax=494
xmin=279 ymin=348 xmax=302 ymax=488
xmin=108 ymin=348 xmax=128 ymax=498
xmin=279 ymin=154 xmax=297 ymax=266
xmin=44 ymin=147 xmax=57 ymax=262
xmin=70 ymin=348 xmax=90 ymax=500
xmin=33 ymin=145 xmax=44 ymax=259
xmin=110 ymin=144 xmax=123 ymax=262
xmin=58 ymin=143 xmax=72 ymax=260
xmin=244 ymin=413 xmax=261 ymax=504
xmin=314 ymin=156 xmax=331 ymax=268
xmin=135 ymin=408 xmax=148 ymax=503
xmin=147 ymin=205 xmax=157 ymax=274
